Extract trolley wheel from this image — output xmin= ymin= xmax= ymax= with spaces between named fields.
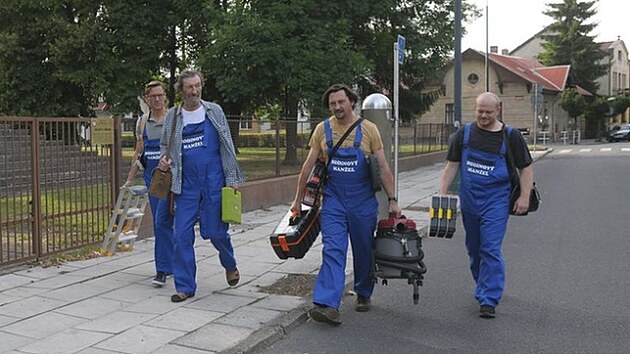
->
xmin=412 ymin=279 xmax=420 ymax=305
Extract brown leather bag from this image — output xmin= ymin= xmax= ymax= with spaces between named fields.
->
xmin=149 ymin=107 xmax=178 ymax=200
xmin=148 ymin=168 xmax=172 ymax=199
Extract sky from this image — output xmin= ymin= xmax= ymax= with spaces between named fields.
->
xmin=461 ymin=0 xmax=630 ymax=53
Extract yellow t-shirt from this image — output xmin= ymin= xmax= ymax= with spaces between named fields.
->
xmin=308 ymin=116 xmax=384 ymax=160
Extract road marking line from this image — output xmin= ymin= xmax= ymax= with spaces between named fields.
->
xmin=559 ymin=149 xmax=572 ymax=154
xmin=600 ymin=148 xmax=612 ymax=152
xmin=579 ymin=148 xmax=592 ymax=152
xmin=622 ymin=148 xmax=630 ymax=152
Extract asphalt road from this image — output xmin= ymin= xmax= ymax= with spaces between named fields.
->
xmin=255 ymin=142 xmax=630 ymax=354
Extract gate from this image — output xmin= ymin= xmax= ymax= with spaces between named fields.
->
xmin=0 ymin=117 xmax=121 ymax=266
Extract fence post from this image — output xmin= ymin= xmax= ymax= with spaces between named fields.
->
xmin=30 ymin=118 xmax=42 ymax=257
xmin=275 ymin=117 xmax=280 ymax=177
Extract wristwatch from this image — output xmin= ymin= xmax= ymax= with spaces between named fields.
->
xmin=388 ymin=197 xmax=397 ymax=202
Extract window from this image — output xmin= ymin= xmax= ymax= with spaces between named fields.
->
xmin=467 ymin=73 xmax=480 ymax=85
xmin=445 ymin=103 xmax=454 ymax=125
xmin=618 ymin=50 xmax=622 ymax=61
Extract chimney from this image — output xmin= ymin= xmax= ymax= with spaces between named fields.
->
xmin=501 ymin=49 xmax=509 ymax=55
xmin=490 ymin=46 xmax=498 ymax=53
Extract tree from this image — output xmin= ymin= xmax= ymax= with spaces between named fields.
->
xmin=199 ymin=0 xmax=370 ymax=164
xmin=199 ymin=0 xmax=475 ymax=164
xmin=0 ymin=0 xmax=475 ymax=135
xmin=348 ymin=0 xmax=479 ymax=122
xmin=610 ymin=94 xmax=630 ymax=116
xmin=560 ymin=88 xmax=587 ymax=129
xmin=538 ymin=0 xmax=607 ymax=95
xmin=583 ymin=95 xmax=610 ymax=139
xmin=0 ymin=0 xmax=89 ymax=116
xmin=0 ymin=1 xmax=182 ymax=117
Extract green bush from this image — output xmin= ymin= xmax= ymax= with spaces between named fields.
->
xmin=121 ymin=134 xmax=135 ymax=148
xmin=237 ymin=132 xmax=310 ymax=148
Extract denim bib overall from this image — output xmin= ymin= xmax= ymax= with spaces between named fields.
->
xmin=313 ymin=119 xmax=378 ymax=309
xmin=142 ymin=127 xmax=173 ymax=275
xmin=459 ymin=122 xmax=511 ymax=307
xmin=172 ymin=117 xmax=236 ymax=295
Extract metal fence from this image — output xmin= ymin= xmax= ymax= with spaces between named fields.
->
xmin=1 ymin=115 xmax=451 ymax=267
xmin=1 ymin=117 xmax=118 ymax=266
xmin=179 ymin=116 xmax=454 ymax=181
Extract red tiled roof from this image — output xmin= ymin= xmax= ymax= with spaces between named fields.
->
xmin=599 ymin=41 xmax=614 ymax=51
xmin=575 ymin=85 xmax=593 ymax=96
xmin=535 ymin=66 xmax=570 ymax=90
xmin=487 ymin=52 xmax=569 ymax=91
xmin=462 ymin=48 xmax=594 ymax=96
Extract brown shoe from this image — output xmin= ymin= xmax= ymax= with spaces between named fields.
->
xmin=226 ymin=268 xmax=240 ymax=286
xmin=171 ymin=292 xmax=195 ymax=303
xmin=309 ymin=306 xmax=341 ymax=325
xmin=355 ymin=296 xmax=371 ymax=312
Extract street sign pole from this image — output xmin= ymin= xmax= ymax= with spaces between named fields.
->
xmin=393 ymin=42 xmax=400 ymax=198
xmin=533 ymin=83 xmax=537 ymax=150
xmin=532 ymin=83 xmax=543 ymax=150
xmin=393 ymin=35 xmax=405 ymax=199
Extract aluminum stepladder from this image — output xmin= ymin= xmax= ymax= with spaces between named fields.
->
xmin=102 ymin=185 xmax=149 ymax=255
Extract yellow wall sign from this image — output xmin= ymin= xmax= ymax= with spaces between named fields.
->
xmin=90 ymin=118 xmax=114 ymax=145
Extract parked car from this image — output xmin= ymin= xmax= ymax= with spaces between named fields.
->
xmin=607 ymin=124 xmax=630 ymax=142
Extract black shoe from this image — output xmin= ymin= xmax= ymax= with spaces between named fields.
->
xmin=355 ymin=296 xmax=371 ymax=312
xmin=171 ymin=292 xmax=195 ymax=303
xmin=152 ymin=272 xmax=167 ymax=287
xmin=309 ymin=306 xmax=341 ymax=325
xmin=479 ymin=305 xmax=496 ymax=318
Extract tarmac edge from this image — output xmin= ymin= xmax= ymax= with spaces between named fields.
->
xmin=221 ymin=302 xmax=312 ymax=354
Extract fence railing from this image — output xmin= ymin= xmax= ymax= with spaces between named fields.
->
xmin=2 ymin=115 xmax=451 ymax=267
xmin=1 ymin=117 xmax=118 ymax=266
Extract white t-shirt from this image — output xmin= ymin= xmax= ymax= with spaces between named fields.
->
xmin=182 ymin=105 xmax=206 ymax=127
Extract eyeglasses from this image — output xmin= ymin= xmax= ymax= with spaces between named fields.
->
xmin=146 ymin=94 xmax=166 ymax=100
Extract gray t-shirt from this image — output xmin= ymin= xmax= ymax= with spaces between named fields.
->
xmin=135 ymin=115 xmax=165 ymax=141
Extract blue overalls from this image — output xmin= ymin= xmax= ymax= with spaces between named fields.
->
xmin=172 ymin=116 xmax=237 ymax=295
xmin=142 ymin=127 xmax=174 ymax=275
xmin=313 ymin=119 xmax=378 ymax=309
xmin=459 ymin=123 xmax=511 ymax=307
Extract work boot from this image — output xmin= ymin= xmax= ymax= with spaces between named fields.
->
xmin=355 ymin=296 xmax=371 ymax=312
xmin=479 ymin=305 xmax=496 ymax=319
xmin=309 ymin=306 xmax=341 ymax=325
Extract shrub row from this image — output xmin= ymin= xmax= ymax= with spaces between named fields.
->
xmin=236 ymin=132 xmax=311 ymax=148
xmin=120 ymin=132 xmax=312 ymax=148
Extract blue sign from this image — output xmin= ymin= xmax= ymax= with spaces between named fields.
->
xmin=397 ymin=35 xmax=406 ymax=64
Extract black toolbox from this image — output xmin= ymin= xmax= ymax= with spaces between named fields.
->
xmin=270 ymin=205 xmax=321 ymax=259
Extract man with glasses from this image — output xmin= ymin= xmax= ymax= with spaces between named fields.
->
xmin=124 ymin=80 xmax=174 ymax=288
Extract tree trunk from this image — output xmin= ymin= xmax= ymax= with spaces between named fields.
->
xmin=283 ymin=88 xmax=300 ymax=165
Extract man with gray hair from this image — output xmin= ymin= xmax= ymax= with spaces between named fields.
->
xmin=438 ymin=92 xmax=533 ymax=318
xmin=158 ymin=69 xmax=245 ymax=302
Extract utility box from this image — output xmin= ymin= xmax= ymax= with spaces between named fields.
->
xmin=362 ymin=93 xmax=393 ymax=219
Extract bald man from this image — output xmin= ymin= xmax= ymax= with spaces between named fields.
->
xmin=439 ymin=92 xmax=533 ymax=318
